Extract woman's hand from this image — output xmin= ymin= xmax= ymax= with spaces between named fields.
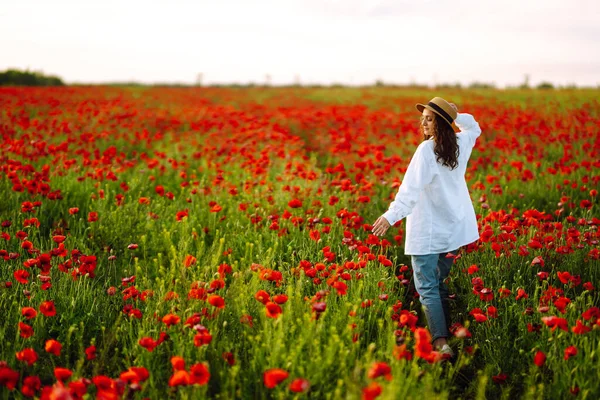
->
xmin=371 ymin=216 xmax=391 ymax=236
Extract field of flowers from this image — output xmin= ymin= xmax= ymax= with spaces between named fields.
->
xmin=0 ymin=85 xmax=599 ymax=399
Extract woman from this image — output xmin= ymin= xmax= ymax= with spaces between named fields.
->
xmin=371 ymin=97 xmax=482 ymax=357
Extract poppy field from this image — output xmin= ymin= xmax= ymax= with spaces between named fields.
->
xmin=0 ymin=85 xmax=599 ymax=399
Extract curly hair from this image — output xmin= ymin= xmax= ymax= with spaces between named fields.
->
xmin=420 ymin=113 xmax=459 ymax=170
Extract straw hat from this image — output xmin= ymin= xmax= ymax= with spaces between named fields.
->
xmin=415 ymin=97 xmax=457 ymax=128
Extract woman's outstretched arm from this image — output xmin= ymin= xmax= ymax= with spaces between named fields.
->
xmin=380 ymin=143 xmax=438 ymax=226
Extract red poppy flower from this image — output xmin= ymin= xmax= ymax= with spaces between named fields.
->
xmin=87 ymin=212 xmax=98 ymax=222
xmin=398 ymin=310 xmax=417 ymax=329
xmin=21 ymin=375 xmax=41 ymax=397
xmin=240 ymin=314 xmax=253 ymax=327
xmin=333 ymin=281 xmax=347 ymax=295
xmin=492 ymin=373 xmax=508 ymax=384
xmin=263 ymin=368 xmax=289 ymax=388
xmin=564 ymin=345 xmax=577 ymax=360
xmin=85 ymin=345 xmax=96 ymax=360
xmin=479 ymin=288 xmax=494 ymax=302
xmin=207 ymin=294 xmax=225 ymax=309
xmin=169 ymin=370 xmax=191 ymax=387
xmin=258 ymin=268 xmax=283 ymax=285
xmin=138 ymin=337 xmax=158 ymax=352
xmin=309 ymin=229 xmax=320 ymax=241
xmin=218 ymin=263 xmax=232 ymax=276
xmin=362 ymin=381 xmax=382 ymax=400
xmin=557 ymin=271 xmax=571 ymax=284
xmin=289 ymin=378 xmax=310 ymax=393
xmin=92 ymin=375 xmax=114 ymax=392
xmin=527 ymin=239 xmax=543 ymax=249
xmin=518 ymin=245 xmax=530 ymax=256
xmin=14 ymin=270 xmax=29 ymax=284
xmin=183 ymin=255 xmax=197 ymax=267
xmin=414 ymin=328 xmax=433 ymax=359
xmin=255 ymin=291 xmax=272 ymax=306
xmin=45 ymin=339 xmax=62 ymax=356
xmin=486 ymin=306 xmax=498 ymax=318
xmin=272 ymin=294 xmax=288 ymax=304
xmin=467 ymin=265 xmax=479 ymax=274
xmin=210 ymin=279 xmax=225 ymax=290
xmin=533 ymin=350 xmax=546 ymax=367
xmin=473 ymin=313 xmax=488 ymax=323
xmin=367 ymin=362 xmax=392 ymax=381
xmin=531 ymin=256 xmax=544 ymax=267
xmin=541 ymin=316 xmax=569 ymax=332
xmin=16 ymin=348 xmax=38 ymax=366
xmin=162 ymin=314 xmax=181 ymax=327
xmin=54 ymin=368 xmax=72 ymax=382
xmin=21 ymin=307 xmax=37 ymax=319
xmin=0 ymin=365 xmax=20 ymax=390
xmin=193 ymin=330 xmax=213 ymax=346
xmin=176 ymin=209 xmax=189 ymax=221
xmin=537 ymin=271 xmax=549 ymax=281
xmin=392 ymin=343 xmax=413 ymax=360
xmin=452 ymin=323 xmax=472 ymax=339
xmin=265 ymin=302 xmax=282 ymax=318
xmin=288 ymin=199 xmax=302 ymax=208
xmin=171 ymin=356 xmax=186 ymax=371
xmin=189 ymin=363 xmax=210 ymax=385
xmin=515 ymin=288 xmax=528 ymax=301
xmin=580 ymin=199 xmax=592 ymax=209
xmin=39 ymin=301 xmax=56 ymax=317
xmin=553 ymin=296 xmax=571 ymax=314
xmin=572 ymin=319 xmax=591 ymax=335
xmin=582 ymin=307 xmax=600 ymax=321
xmin=125 ymin=366 xmax=149 ymax=383
xmin=222 ymin=352 xmax=235 ymax=366
xmin=18 ymin=322 xmax=34 ymax=338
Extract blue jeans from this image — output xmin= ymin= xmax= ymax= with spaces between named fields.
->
xmin=411 ymin=249 xmax=459 ymax=342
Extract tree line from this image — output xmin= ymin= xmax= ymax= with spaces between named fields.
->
xmin=0 ymin=69 xmax=65 ymax=86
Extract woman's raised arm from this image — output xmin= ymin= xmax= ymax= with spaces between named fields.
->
xmin=455 ymin=113 xmax=482 ymax=147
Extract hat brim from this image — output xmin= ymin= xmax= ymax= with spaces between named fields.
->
xmin=415 ymin=103 xmax=455 ymax=129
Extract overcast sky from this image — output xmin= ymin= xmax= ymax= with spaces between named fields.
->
xmin=1 ymin=0 xmax=599 ymax=87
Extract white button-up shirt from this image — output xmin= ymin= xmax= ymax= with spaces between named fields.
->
xmin=381 ymin=113 xmax=482 ymax=255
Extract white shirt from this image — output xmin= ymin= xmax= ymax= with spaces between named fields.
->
xmin=381 ymin=113 xmax=482 ymax=255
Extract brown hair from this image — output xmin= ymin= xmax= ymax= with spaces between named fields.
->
xmin=420 ymin=114 xmax=459 ymax=170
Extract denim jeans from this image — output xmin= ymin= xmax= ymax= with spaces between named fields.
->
xmin=411 ymin=249 xmax=459 ymax=342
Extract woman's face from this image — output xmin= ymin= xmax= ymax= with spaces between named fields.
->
xmin=421 ymin=108 xmax=436 ymax=137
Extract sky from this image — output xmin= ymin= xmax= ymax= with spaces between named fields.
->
xmin=1 ymin=0 xmax=599 ymax=87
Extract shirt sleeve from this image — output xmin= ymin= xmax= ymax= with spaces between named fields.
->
xmin=455 ymin=113 xmax=482 ymax=147
xmin=381 ymin=143 xmax=438 ymax=226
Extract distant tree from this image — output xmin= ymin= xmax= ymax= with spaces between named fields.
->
xmin=468 ymin=81 xmax=496 ymax=89
xmin=536 ymin=81 xmax=554 ymax=90
xmin=519 ymin=74 xmax=530 ymax=89
xmin=0 ymin=69 xmax=65 ymax=86
xmin=435 ymin=82 xmax=463 ymax=90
